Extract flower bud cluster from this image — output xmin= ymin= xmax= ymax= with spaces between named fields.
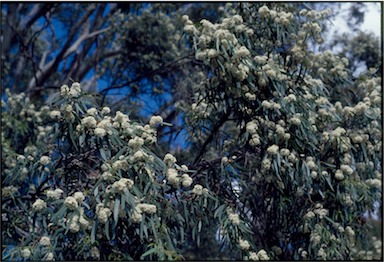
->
xmin=32 ymin=198 xmax=47 ymax=212
xmin=111 ymin=178 xmax=134 ymax=194
xmin=96 ymin=204 xmax=112 ymax=224
xmin=64 ymin=192 xmax=86 ymax=210
xmin=60 ymin=82 xmax=82 ymax=98
xmin=226 ymin=208 xmax=241 ymax=225
xmin=183 ymin=14 xmax=254 ymax=82
xmin=258 ymin=5 xmax=293 ymax=26
xmin=66 ymin=208 xmax=89 ymax=233
xmin=46 ymin=188 xmax=64 ymax=200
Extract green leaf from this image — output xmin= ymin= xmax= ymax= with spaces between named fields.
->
xmin=100 ymin=148 xmax=108 ymax=161
xmin=214 ymin=204 xmax=227 ymax=219
xmin=91 ymin=221 xmax=97 ymax=243
xmin=51 ymin=206 xmax=67 ymax=223
xmin=79 ymin=133 xmax=86 ymax=148
xmin=325 ymin=175 xmax=334 ymax=191
xmin=68 ymin=124 xmax=78 ymax=151
xmin=113 ymin=198 xmax=120 ymax=226
xmin=140 ymin=247 xmax=158 ymax=260
xmin=105 ymin=221 xmax=110 ymax=240
xmin=180 ymin=226 xmax=185 ymax=243
xmin=198 ymin=220 xmax=202 ymax=233
xmin=150 ymin=218 xmax=158 ymax=241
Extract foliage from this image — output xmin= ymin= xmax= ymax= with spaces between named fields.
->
xmin=2 ymin=83 xmax=219 ymax=260
xmin=1 ymin=2 xmax=382 ymax=261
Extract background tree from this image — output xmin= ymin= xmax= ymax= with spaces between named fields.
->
xmin=2 ymin=2 xmax=382 ymax=261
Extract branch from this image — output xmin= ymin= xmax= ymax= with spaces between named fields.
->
xmin=193 ymin=105 xmax=231 ymax=165
xmin=99 ymin=54 xmax=194 ymax=95
xmin=63 ymin=27 xmax=111 ymax=58
xmin=28 ymin=4 xmax=97 ymax=90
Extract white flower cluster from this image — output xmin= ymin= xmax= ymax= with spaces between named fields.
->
xmin=32 ymin=198 xmax=47 ymax=212
xmin=191 ymin=184 xmax=203 ymax=195
xmin=149 ymin=115 xmax=163 ymax=127
xmin=283 ymin=94 xmax=297 ymax=103
xmin=111 ymin=110 xmax=158 ymax=144
xmin=261 ymin=100 xmax=281 ymax=110
xmin=257 ymin=250 xmax=270 ymax=260
xmin=39 ymin=156 xmax=51 ymax=165
xmin=164 ymin=155 xmax=193 ymax=188
xmin=258 ymin=5 xmax=293 ymax=26
xmin=181 ymin=174 xmax=193 ymax=187
xmin=111 ymin=178 xmax=134 ymax=194
xmin=101 ymin=106 xmax=110 ymax=115
xmin=96 ymin=204 xmax=112 ymax=224
xmin=64 ymin=196 xmax=78 ymax=210
xmin=36 ymin=125 xmax=54 ymax=140
xmin=74 ymin=192 xmax=85 ymax=202
xmin=24 ymin=145 xmax=38 ymax=161
xmin=246 ymin=120 xmax=261 ymax=147
xmin=60 ymin=104 xmax=75 ymax=122
xmin=2 ymin=186 xmax=18 ymax=197
xmin=313 ymin=203 xmax=328 ymax=219
xmin=239 ymin=238 xmax=250 ymax=250
xmin=166 ymin=168 xmax=180 ymax=187
xmin=60 ymin=82 xmax=82 ymax=98
xmin=310 ymin=228 xmax=322 ymax=247
xmin=64 ymin=192 xmax=85 ymax=210
xmin=130 ymin=202 xmax=157 ymax=223
xmin=227 ymin=208 xmax=240 ymax=226
xmin=128 ymin=137 xmax=144 ymax=150
xmin=262 ymin=158 xmax=271 ymax=171
xmin=303 ymin=210 xmax=315 ymax=221
xmin=112 ymin=111 xmax=130 ymax=129
xmin=81 ymin=116 xmax=97 ymax=129
xmin=49 ymin=110 xmax=61 ymax=120
xmin=345 ymin=226 xmax=356 ymax=247
xmin=20 ymin=248 xmax=31 ymax=258
xmin=365 ymin=178 xmax=382 ymax=189
xmin=136 ymin=203 xmax=157 ymax=214
xmin=248 ymin=251 xmax=259 ymax=260
xmin=342 ymin=194 xmax=354 ymax=207
xmin=39 ymin=236 xmax=51 ymax=246
xmin=127 ymin=149 xmax=154 ymax=169
xmin=87 ymin=107 xmax=97 ymax=116
xmin=163 ymin=153 xmax=177 ymax=167
xmin=184 ymin=14 xmax=254 ymax=82
xmin=90 ymin=246 xmax=100 ymax=260
xmin=247 ymin=249 xmax=270 ymax=261
xmin=46 ymin=188 xmax=64 ymax=200
xmin=67 ymin=209 xmax=89 ymax=233
xmin=288 ymin=116 xmax=301 ymax=126
xmin=266 ymin=144 xmax=279 ymax=155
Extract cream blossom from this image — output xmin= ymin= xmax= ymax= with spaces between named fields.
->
xmin=40 ymin=156 xmax=51 ymax=165
xmin=73 ymin=192 xmax=85 ymax=203
xmin=266 ymin=145 xmax=279 ymax=155
xmin=39 ymin=236 xmax=51 ymax=246
xmin=20 ymin=248 xmax=31 ymax=258
xmin=46 ymin=189 xmax=64 ymax=200
xmin=65 ymin=196 xmax=78 ymax=210
xmin=50 ymin=110 xmax=61 ymax=119
xmin=32 ymin=199 xmax=47 ymax=212
xmin=192 ymin=184 xmax=204 ymax=195
xmin=239 ymin=239 xmax=250 ymax=250
xmin=149 ymin=115 xmax=163 ymax=127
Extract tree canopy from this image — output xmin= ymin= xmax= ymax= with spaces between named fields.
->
xmin=1 ymin=2 xmax=382 ymax=261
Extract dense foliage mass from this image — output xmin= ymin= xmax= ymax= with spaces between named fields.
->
xmin=1 ymin=2 xmax=382 ymax=261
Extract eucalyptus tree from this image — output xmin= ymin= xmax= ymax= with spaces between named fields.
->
xmin=1 ymin=2 xmax=382 ymax=261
